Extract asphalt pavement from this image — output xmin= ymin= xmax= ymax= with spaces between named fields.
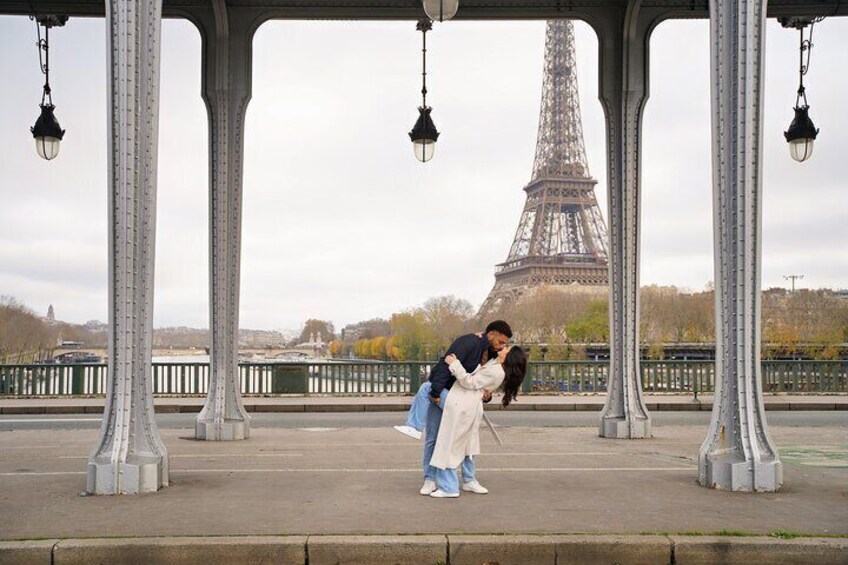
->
xmin=1 ymin=410 xmax=847 ymax=431
xmin=2 ymin=401 xmax=846 ymax=564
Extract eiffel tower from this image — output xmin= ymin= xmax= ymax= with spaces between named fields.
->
xmin=479 ymin=19 xmax=609 ymax=315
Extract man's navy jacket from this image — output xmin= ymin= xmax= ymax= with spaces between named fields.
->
xmin=428 ymin=333 xmax=489 ymax=400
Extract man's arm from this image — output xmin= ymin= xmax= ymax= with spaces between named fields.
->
xmin=429 ymin=334 xmax=477 ymax=400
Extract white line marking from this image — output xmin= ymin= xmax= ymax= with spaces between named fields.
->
xmin=481 ymin=453 xmax=630 ymax=456
xmin=57 ymin=454 xmax=304 ymax=460
xmin=0 ymin=466 xmax=693 ymax=477
xmin=168 ymin=467 xmax=695 ymax=473
xmin=0 ymin=471 xmax=86 ymax=476
xmin=0 ymin=418 xmax=103 ymax=424
xmin=0 ymin=445 xmax=90 ymax=449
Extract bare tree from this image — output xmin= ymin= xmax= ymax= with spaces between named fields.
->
xmin=0 ymin=296 xmax=57 ymax=363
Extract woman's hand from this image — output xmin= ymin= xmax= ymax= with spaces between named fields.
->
xmin=444 ymin=354 xmax=458 ymax=365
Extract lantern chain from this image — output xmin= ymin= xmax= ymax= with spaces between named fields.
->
xmin=417 ymin=18 xmax=432 ymax=108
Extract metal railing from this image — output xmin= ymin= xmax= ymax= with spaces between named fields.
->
xmin=0 ymin=360 xmax=845 ymax=396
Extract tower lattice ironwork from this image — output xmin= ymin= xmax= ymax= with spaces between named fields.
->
xmin=479 ymin=19 xmax=608 ymax=315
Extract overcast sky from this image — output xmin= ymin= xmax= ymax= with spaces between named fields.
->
xmin=0 ymin=15 xmax=845 ymax=332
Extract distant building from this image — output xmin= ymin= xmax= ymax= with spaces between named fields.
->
xmin=83 ymin=320 xmax=108 ymax=331
xmin=47 ymin=304 xmax=55 ymax=323
xmin=341 ymin=319 xmax=390 ymax=344
xmin=238 ymin=329 xmax=287 ymax=348
xmin=341 ymin=325 xmax=361 ymax=344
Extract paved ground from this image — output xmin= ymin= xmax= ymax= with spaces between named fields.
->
xmin=2 ymin=409 xmax=847 ymax=431
xmin=1 ymin=419 xmax=845 ymax=541
xmin=2 ymin=393 xmax=847 ymax=415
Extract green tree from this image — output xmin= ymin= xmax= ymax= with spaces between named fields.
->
xmin=566 ymin=300 xmax=609 ymax=342
xmin=389 ymin=312 xmax=431 ymax=361
xmin=528 ymin=344 xmax=544 ymax=362
xmin=544 ymin=336 xmax=570 ymax=361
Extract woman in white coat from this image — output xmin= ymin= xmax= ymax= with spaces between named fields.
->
xmin=428 ymin=345 xmax=527 ymax=498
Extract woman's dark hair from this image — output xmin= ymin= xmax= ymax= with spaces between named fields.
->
xmin=485 ymin=320 xmax=513 ymax=339
xmin=500 ymin=345 xmax=527 ymax=408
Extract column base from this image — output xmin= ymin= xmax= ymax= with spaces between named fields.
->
xmin=599 ymin=416 xmax=652 ymax=439
xmin=195 ymin=417 xmax=251 ymax=441
xmin=699 ymin=453 xmax=783 ymax=492
xmin=86 ymin=454 xmax=168 ymax=495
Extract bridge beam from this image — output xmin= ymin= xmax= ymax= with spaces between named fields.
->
xmin=595 ymin=1 xmax=653 ymax=439
xmin=699 ymin=0 xmax=782 ymax=492
xmin=86 ymin=0 xmax=169 ymax=494
xmin=193 ymin=2 xmax=255 ymax=441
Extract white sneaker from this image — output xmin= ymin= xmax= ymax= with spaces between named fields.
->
xmin=419 ymin=480 xmax=437 ymax=495
xmin=462 ymin=480 xmax=489 ymax=494
xmin=393 ymin=425 xmax=422 ymax=440
xmin=429 ymin=489 xmax=460 ymax=498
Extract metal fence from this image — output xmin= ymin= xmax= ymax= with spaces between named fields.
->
xmin=0 ymin=360 xmax=845 ymax=396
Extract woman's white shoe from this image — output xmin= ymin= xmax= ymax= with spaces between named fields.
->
xmin=419 ymin=480 xmax=437 ymax=495
xmin=393 ymin=425 xmax=422 ymax=440
xmin=429 ymin=489 xmax=460 ymax=498
xmin=461 ymin=480 xmax=489 ymax=494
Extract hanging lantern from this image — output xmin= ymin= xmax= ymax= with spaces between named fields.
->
xmin=408 ymin=19 xmax=441 ymax=163
xmin=780 ymin=16 xmax=823 ymax=163
xmin=29 ymin=14 xmax=68 ymax=161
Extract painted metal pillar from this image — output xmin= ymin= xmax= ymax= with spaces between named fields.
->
xmin=195 ymin=1 xmax=253 ymax=440
xmin=597 ymin=1 xmax=652 ymax=439
xmin=699 ymin=0 xmax=782 ymax=491
xmin=86 ymin=0 xmax=168 ymax=494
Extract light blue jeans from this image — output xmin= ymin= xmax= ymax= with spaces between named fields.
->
xmin=416 ymin=382 xmax=475 ymax=492
xmin=404 ymin=381 xmax=432 ymax=431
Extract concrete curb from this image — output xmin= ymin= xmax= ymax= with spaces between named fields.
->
xmin=669 ymin=535 xmax=848 ymax=565
xmin=0 ymin=540 xmax=55 ymax=565
xmin=308 ymin=535 xmax=446 ymax=565
xmin=1 ymin=399 xmax=846 ymax=415
xmin=2 ymin=535 xmax=847 ymax=565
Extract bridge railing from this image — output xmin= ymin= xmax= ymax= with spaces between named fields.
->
xmin=0 ymin=360 xmax=844 ymax=396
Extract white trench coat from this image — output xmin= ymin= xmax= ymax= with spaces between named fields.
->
xmin=429 ymin=358 xmax=505 ymax=470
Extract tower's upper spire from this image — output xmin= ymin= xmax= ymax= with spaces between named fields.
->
xmin=531 ymin=20 xmax=590 ymax=180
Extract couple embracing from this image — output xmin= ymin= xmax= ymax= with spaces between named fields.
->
xmin=394 ymin=320 xmax=528 ymax=498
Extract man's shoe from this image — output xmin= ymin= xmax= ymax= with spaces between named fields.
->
xmin=393 ymin=425 xmax=422 ymax=440
xmin=462 ymin=480 xmax=489 ymax=494
xmin=429 ymin=489 xmax=460 ymax=498
xmin=419 ymin=480 xmax=437 ymax=495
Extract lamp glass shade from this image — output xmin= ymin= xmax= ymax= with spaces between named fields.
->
xmin=784 ymin=105 xmax=818 ymax=162
xmin=31 ymin=104 xmax=66 ymax=161
xmin=35 ymin=136 xmax=61 ymax=160
xmin=409 ymin=106 xmax=439 ymax=163
xmin=413 ymin=140 xmax=436 ymax=162
xmin=789 ymin=138 xmax=814 ymax=162
xmin=422 ymin=0 xmax=458 ymax=21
